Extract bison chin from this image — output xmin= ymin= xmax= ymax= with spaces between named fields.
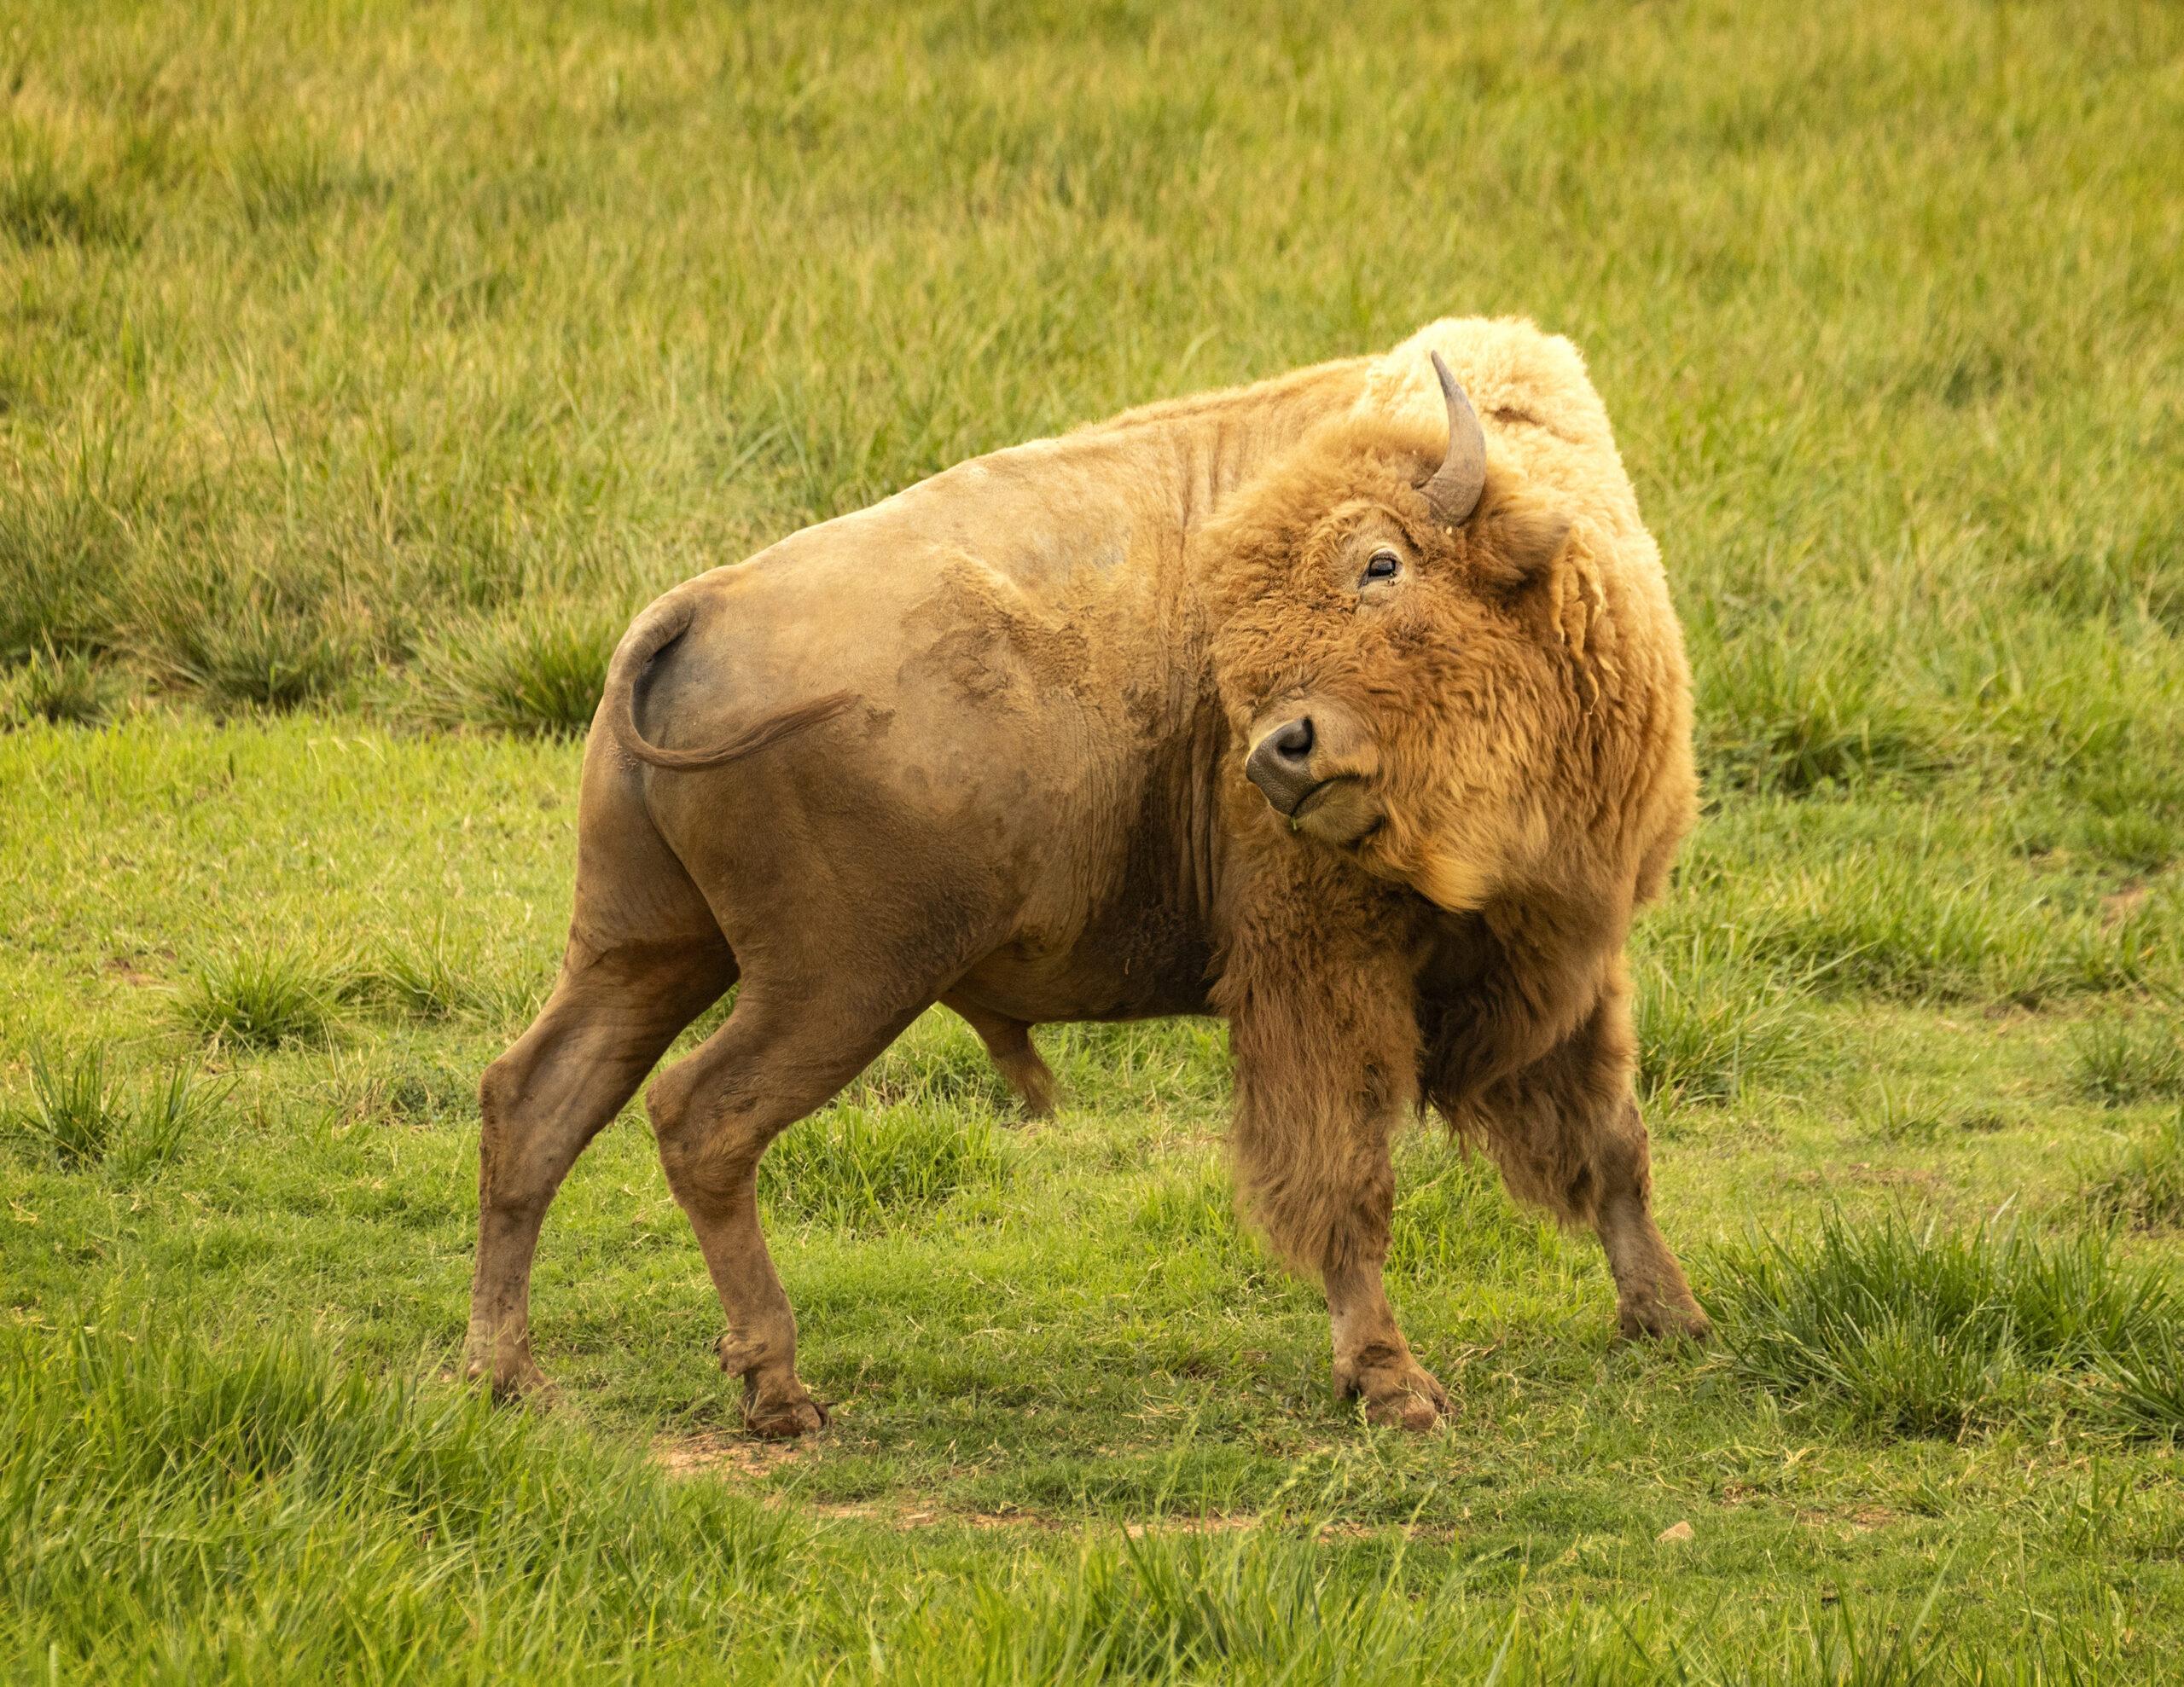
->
xmin=1406 ymin=849 xmax=1498 ymax=913
xmin=1344 ymin=789 xmax=1545 ymax=915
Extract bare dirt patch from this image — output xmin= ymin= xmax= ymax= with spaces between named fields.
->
xmin=103 ymin=953 xmax=161 ymax=988
xmin=1797 ymin=1504 xmax=1897 ymax=1538
xmin=648 ymin=1437 xmax=1446 ymax=1539
xmin=652 ymin=1431 xmax=806 ymax=1481
xmin=2102 ymin=883 xmax=2151 ymax=929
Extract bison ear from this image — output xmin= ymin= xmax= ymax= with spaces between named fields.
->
xmin=1470 ymin=490 xmax=1573 ymax=600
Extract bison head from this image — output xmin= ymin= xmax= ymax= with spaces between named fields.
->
xmin=1206 ymin=353 xmax=1582 ymax=911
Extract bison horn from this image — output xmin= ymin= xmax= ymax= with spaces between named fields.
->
xmin=1421 ymin=351 xmax=1487 ymax=527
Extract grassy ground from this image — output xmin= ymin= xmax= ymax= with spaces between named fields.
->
xmin=5 ymin=0 xmax=2184 ymax=1678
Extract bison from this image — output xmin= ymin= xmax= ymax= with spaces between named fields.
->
xmin=464 ymin=316 xmax=1709 ymax=1436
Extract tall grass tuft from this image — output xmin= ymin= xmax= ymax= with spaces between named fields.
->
xmin=2069 ymin=1015 xmax=2184 ymax=1106
xmin=0 ymin=148 xmax=134 ymax=248
xmin=980 ymin=1524 xmax=2085 ymax=1684
xmin=1707 ymin=1215 xmax=2177 ymax=1439
xmin=2080 ymin=1110 xmax=2184 ymax=1232
xmin=2 ymin=644 xmax=119 ymax=728
xmin=411 ymin=604 xmax=619 ymax=739
xmin=1721 ymin=846 xmax=2159 ymax=1007
xmin=760 ymin=1101 xmax=1008 ymax=1230
xmin=2094 ymin=1322 xmax=2184 ymax=1441
xmin=1633 ymin=930 xmax=1811 ymax=1104
xmin=173 ymin=949 xmax=343 ymax=1049
xmin=1021 ymin=1529 xmax=1432 ymax=1682
xmin=1694 ymin=630 xmax=1940 ymax=797
xmin=111 ymin=1065 xmax=222 ymax=1178
xmin=358 ymin=928 xmax=534 ymax=1027
xmin=5 ymin=1046 xmax=121 ymax=1169
xmin=160 ymin=593 xmax=356 ymax=712
xmin=0 ymin=472 xmax=131 ymax=661
xmin=5 ymin=1047 xmax=222 ymax=1174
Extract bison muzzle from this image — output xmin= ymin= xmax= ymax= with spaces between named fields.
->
xmin=464 ymin=316 xmax=1710 ymax=1438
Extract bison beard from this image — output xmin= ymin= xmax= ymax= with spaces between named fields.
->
xmin=463 ymin=316 xmax=1709 ymax=1437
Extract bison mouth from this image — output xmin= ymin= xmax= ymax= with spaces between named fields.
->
xmin=1284 ymin=778 xmax=1334 ymax=820
xmin=1281 ymin=777 xmax=1384 ymax=849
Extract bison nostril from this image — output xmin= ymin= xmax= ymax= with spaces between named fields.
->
xmin=1271 ymin=716 xmax=1315 ymax=763
xmin=1245 ymin=715 xmax=1327 ymax=819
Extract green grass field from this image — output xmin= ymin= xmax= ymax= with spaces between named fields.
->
xmin=5 ymin=0 xmax=2184 ymax=1678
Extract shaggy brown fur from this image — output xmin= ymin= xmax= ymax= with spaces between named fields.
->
xmin=464 ymin=317 xmax=1707 ymax=1438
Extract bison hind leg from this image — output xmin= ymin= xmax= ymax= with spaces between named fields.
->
xmin=468 ymin=935 xmax=735 ymax=1400
xmin=647 ymin=973 xmax=936 ymax=1439
xmin=944 ymin=996 xmax=1058 ymax=1120
xmin=467 ymin=751 xmax=743 ymax=1402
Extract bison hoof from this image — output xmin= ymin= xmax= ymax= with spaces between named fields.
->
xmin=741 ymin=1388 xmax=828 ymax=1440
xmin=1002 ymin=1060 xmax=1060 ymax=1122
xmin=463 ymin=1346 xmax=552 ymax=1403
xmin=1616 ymin=1297 xmax=1713 ymax=1344
xmin=1337 ymin=1354 xmax=1452 ymax=1433
xmin=1367 ymin=1387 xmax=1448 ymax=1433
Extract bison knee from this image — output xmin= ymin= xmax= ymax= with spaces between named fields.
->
xmin=647 ymin=1065 xmax=770 ymax=1207
xmin=1235 ymin=1158 xmax=1393 ymax=1280
xmin=643 ymin=1066 xmax=706 ymax=1175
xmin=478 ymin=1052 xmax=526 ymax=1136
xmin=476 ymin=1052 xmax=545 ymax=1209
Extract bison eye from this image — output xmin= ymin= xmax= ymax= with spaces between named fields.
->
xmin=1362 ymin=549 xmax=1402 ymax=583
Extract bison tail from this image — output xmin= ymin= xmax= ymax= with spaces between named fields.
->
xmin=604 ymin=594 xmax=856 ymax=772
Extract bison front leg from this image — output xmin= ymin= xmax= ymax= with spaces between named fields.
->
xmin=1462 ymin=984 xmax=1709 ymax=1344
xmin=1224 ymin=942 xmax=1449 ymax=1433
xmin=1589 ymin=1097 xmax=1709 ymax=1342
xmin=1322 ymin=1194 xmax=1452 ymax=1432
